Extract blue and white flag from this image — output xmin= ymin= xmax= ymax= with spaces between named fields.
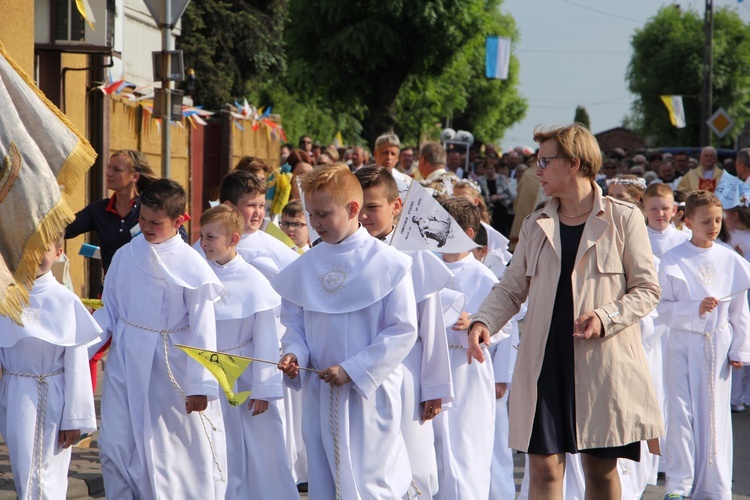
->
xmin=714 ymin=172 xmax=750 ymax=210
xmin=486 ymin=36 xmax=511 ymax=80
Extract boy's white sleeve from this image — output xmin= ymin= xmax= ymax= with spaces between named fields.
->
xmin=656 ymin=270 xmax=706 ymax=333
xmin=249 ymin=308 xmax=284 ymax=401
xmin=340 ymin=271 xmax=418 ymax=399
xmin=90 ymin=253 xmax=123 ymax=357
xmin=183 ymin=285 xmax=220 ymax=400
xmin=61 ymin=343 xmax=97 ymax=433
xmin=280 ymin=298 xmax=310 ymax=391
xmin=728 ymin=291 xmax=750 ymax=364
xmin=417 ymin=293 xmax=453 ymax=404
xmin=492 ymin=320 xmax=516 ymax=385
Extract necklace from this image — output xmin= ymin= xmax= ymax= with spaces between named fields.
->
xmin=558 ymin=207 xmax=593 ymax=218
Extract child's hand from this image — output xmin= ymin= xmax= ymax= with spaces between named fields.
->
xmin=58 ymin=429 xmax=80 ymax=449
xmin=495 ymin=383 xmax=508 ymax=399
xmin=185 ymin=395 xmax=208 ymax=414
xmin=278 ymin=353 xmax=299 ymax=379
xmin=319 ymin=365 xmax=351 ymax=386
xmin=247 ymin=399 xmax=269 ymax=416
xmin=699 ymin=297 xmax=719 ymax=316
xmin=730 ymin=360 xmax=743 ymax=369
xmin=452 ymin=311 xmax=471 ymax=331
xmin=421 ymin=398 xmax=442 ymax=421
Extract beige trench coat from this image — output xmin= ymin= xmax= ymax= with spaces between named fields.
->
xmin=472 ymin=183 xmax=665 ymax=451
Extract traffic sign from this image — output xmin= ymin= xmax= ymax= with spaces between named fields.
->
xmin=143 ymin=0 xmax=191 ymax=28
xmin=707 ymin=107 xmax=734 ymax=139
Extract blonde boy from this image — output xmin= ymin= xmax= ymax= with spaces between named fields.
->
xmin=644 ymin=183 xmax=689 ymax=257
xmin=0 ymin=235 xmax=101 ymax=499
xmin=658 ymin=190 xmax=750 ymax=499
xmin=199 ymin=205 xmax=297 ymax=499
xmin=355 ymin=165 xmax=453 ymax=496
xmin=94 ymin=179 xmax=226 ymax=498
xmin=194 ymin=171 xmax=298 ymax=280
xmin=275 ymin=163 xmax=418 ymax=498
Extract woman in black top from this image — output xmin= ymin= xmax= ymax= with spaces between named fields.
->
xmin=65 ymin=149 xmax=157 ymax=273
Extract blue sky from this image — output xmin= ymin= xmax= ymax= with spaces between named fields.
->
xmin=499 ymin=0 xmax=750 ymax=150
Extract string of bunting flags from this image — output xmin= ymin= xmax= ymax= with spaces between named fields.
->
xmin=95 ymin=79 xmax=286 ymax=141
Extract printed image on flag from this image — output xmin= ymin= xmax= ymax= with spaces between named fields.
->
xmin=714 ymin=171 xmax=750 ymax=210
xmin=391 ymin=181 xmax=478 ymax=253
xmin=175 ymin=344 xmax=253 ymax=406
xmin=0 ymin=42 xmax=97 ymax=324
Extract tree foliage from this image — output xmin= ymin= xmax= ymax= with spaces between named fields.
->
xmin=574 ymin=106 xmax=590 ymax=130
xmin=178 ymin=0 xmax=287 ymax=109
xmin=285 ymin=0 xmax=525 ymax=146
xmin=627 ymin=6 xmax=750 ymax=146
xmin=395 ymin=2 xmax=526 ymax=146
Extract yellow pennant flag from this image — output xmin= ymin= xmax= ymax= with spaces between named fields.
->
xmin=175 ymin=344 xmax=253 ymax=406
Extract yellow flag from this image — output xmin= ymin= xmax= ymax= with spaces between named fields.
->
xmin=660 ymin=95 xmax=686 ymax=129
xmin=175 ymin=344 xmax=253 ymax=406
xmin=334 ymin=131 xmax=344 ymax=147
xmin=75 ymin=0 xmax=96 ymax=30
xmin=265 ymin=220 xmax=303 ymax=254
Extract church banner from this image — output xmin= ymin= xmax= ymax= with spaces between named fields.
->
xmin=0 ymin=42 xmax=97 ymax=324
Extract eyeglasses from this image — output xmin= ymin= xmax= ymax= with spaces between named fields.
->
xmin=536 ymin=155 xmax=566 ymax=170
xmin=279 ymin=221 xmax=306 ymax=229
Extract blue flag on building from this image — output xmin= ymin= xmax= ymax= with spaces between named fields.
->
xmin=485 ymin=36 xmax=511 ymax=79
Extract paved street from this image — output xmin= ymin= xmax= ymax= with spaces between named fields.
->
xmin=0 ymin=395 xmax=748 ymax=498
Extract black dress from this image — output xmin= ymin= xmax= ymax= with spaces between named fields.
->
xmin=527 ymin=221 xmax=640 ymax=461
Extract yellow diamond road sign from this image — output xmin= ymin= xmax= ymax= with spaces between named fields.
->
xmin=707 ymin=108 xmax=733 ymax=139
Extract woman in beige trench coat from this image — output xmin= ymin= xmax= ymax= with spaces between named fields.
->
xmin=468 ymin=124 xmax=664 ymax=500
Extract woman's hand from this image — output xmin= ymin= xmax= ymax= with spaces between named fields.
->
xmin=468 ymin=322 xmax=491 ymax=364
xmin=574 ymin=311 xmax=603 ymax=339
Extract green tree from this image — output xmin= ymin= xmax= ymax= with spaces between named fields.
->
xmin=395 ymin=3 xmax=527 ymax=146
xmin=574 ymin=106 xmax=591 ymax=130
xmin=626 ymin=6 xmax=750 ymax=146
xmin=285 ymin=0 xmax=525 ymax=146
xmin=178 ymin=1 xmax=288 ymax=109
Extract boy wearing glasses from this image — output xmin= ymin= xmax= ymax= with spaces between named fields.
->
xmin=280 ymin=200 xmax=310 ymax=252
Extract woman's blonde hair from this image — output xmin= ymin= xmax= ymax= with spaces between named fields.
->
xmin=533 ymin=123 xmax=602 ymax=180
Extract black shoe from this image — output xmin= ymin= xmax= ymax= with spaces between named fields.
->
xmin=297 ymin=482 xmax=308 ymax=493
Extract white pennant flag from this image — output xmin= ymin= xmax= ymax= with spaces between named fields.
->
xmin=391 ymin=181 xmax=478 ymax=253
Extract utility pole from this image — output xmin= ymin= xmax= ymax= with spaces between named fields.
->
xmin=700 ymin=0 xmax=714 ymax=146
xmin=160 ymin=0 xmax=173 ymax=178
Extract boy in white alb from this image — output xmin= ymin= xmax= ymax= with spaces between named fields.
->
xmin=658 ymin=190 xmax=750 ymax=499
xmin=194 ymin=171 xmax=299 ymax=280
xmin=193 ymin=171 xmax=305 ymax=485
xmin=644 ymin=183 xmax=690 ymax=258
xmin=198 ymin=204 xmax=298 ymax=499
xmin=0 ymin=235 xmax=101 ymax=499
xmin=433 ymin=197 xmax=509 ymax=500
xmin=355 ymin=166 xmax=454 ymax=497
xmin=280 ymin=200 xmax=310 ymax=253
xmin=94 ymin=179 xmax=227 ymax=498
xmin=276 ymin=163 xmax=418 ymax=499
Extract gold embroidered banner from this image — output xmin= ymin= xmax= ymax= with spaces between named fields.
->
xmin=0 ymin=42 xmax=96 ymax=323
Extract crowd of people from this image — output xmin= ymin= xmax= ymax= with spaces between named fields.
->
xmin=1 ymin=123 xmax=749 ymax=500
